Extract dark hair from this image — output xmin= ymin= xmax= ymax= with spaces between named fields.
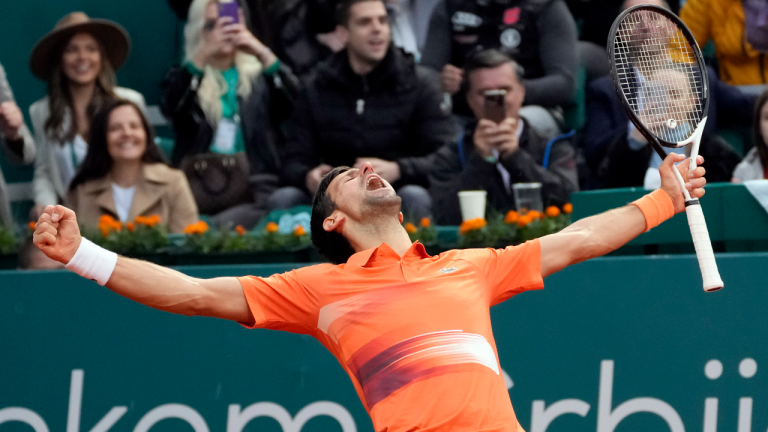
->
xmin=311 ymin=166 xmax=356 ymax=264
xmin=335 ymin=0 xmax=387 ymax=27
xmin=462 ymin=49 xmax=523 ymax=92
xmin=69 ymin=99 xmax=165 ymax=191
xmin=45 ymin=32 xmax=118 ymax=144
xmin=752 ymin=89 xmax=768 ymax=170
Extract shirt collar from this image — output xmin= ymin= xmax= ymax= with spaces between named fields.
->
xmin=346 ymin=241 xmax=430 ymax=268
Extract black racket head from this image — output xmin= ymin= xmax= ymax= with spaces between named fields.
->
xmin=608 ymin=5 xmax=710 ymax=149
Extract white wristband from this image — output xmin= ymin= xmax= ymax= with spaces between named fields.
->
xmin=65 ymin=238 xmax=118 ymax=286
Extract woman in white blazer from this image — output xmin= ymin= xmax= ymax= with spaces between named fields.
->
xmin=28 ymin=12 xmax=146 ymax=216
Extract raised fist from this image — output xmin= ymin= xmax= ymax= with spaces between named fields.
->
xmin=33 ymin=205 xmax=82 ymax=264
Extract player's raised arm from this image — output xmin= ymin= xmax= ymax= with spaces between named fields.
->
xmin=538 ymin=153 xmax=707 ymax=278
xmin=33 ymin=205 xmax=254 ymax=325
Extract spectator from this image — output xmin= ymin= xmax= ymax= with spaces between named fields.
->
xmin=594 ymin=65 xmax=741 ymax=189
xmin=0 ymin=63 xmax=36 ymax=227
xmin=430 ymin=50 xmax=578 ymax=226
xmin=681 ymin=0 xmax=768 ymax=85
xmin=733 ymin=89 xmax=768 ymax=182
xmin=161 ymin=0 xmax=299 ymax=229
xmin=68 ymin=99 xmax=198 ymax=233
xmin=421 ymin=0 xmax=577 ymax=138
xmin=277 ymin=0 xmax=454 ymax=221
xmin=583 ymin=0 xmax=755 ymax=189
xmin=28 ymin=12 xmax=146 ymax=217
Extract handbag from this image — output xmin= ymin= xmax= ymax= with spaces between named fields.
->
xmin=180 ymin=152 xmax=252 ymax=215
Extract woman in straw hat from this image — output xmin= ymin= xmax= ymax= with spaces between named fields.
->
xmin=160 ymin=0 xmax=299 ymax=229
xmin=28 ymin=12 xmax=147 ymax=217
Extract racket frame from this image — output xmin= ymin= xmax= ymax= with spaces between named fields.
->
xmin=607 ymin=4 xmax=724 ymax=292
xmin=607 ymin=4 xmax=710 ymax=157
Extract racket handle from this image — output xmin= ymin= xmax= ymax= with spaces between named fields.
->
xmin=685 ymin=203 xmax=724 ymax=292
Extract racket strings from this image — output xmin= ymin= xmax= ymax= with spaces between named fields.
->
xmin=613 ymin=9 xmax=704 ymax=144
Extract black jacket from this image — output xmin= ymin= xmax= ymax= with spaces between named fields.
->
xmin=160 ymin=62 xmax=299 ymax=176
xmin=430 ymin=119 xmax=579 ymax=225
xmin=597 ymin=131 xmax=741 ymax=188
xmin=281 ymin=47 xmax=454 ymax=190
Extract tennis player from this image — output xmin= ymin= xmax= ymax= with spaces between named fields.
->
xmin=34 ymin=157 xmax=706 ymax=431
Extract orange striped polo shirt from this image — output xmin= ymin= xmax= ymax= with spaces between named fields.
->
xmin=238 ymin=240 xmax=543 ymax=431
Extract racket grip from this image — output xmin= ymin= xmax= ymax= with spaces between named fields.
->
xmin=685 ymin=203 xmax=724 ymax=292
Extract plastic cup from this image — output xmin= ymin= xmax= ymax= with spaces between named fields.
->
xmin=512 ymin=183 xmax=543 ymax=212
xmin=458 ymin=190 xmax=487 ymax=221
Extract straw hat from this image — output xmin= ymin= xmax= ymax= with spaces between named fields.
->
xmin=29 ymin=12 xmax=131 ymax=82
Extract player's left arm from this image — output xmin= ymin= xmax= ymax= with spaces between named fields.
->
xmin=538 ymin=153 xmax=706 ymax=278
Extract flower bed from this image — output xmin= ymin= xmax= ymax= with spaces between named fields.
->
xmin=6 ymin=204 xmax=574 ymax=268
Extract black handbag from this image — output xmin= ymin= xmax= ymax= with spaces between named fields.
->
xmin=180 ymin=152 xmax=252 ymax=215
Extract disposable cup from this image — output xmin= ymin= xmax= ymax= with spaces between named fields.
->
xmin=458 ymin=190 xmax=487 ymax=221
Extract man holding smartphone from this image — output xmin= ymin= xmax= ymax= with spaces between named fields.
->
xmin=429 ymin=49 xmax=579 ymax=225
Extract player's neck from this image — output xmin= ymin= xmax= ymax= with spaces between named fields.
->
xmin=346 ymin=217 xmax=413 ymax=258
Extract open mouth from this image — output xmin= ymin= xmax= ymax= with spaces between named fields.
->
xmin=366 ymin=174 xmax=387 ymax=191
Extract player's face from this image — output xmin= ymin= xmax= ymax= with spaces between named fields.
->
xmin=466 ymin=63 xmax=525 ymax=121
xmin=106 ymin=105 xmax=147 ymax=163
xmin=326 ymin=162 xmax=400 ymax=222
xmin=343 ymin=1 xmax=390 ymax=65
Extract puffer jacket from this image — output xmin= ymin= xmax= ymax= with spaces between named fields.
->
xmin=681 ymin=0 xmax=768 ymax=85
xmin=281 ymin=46 xmax=454 ymax=190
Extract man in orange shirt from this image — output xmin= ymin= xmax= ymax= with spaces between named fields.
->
xmin=33 ymin=152 xmax=707 ymax=431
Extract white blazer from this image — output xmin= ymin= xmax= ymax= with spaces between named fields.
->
xmin=733 ymin=147 xmax=765 ymax=182
xmin=29 ymin=87 xmax=146 ymax=206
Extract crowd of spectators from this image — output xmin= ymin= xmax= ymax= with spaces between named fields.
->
xmin=2 ymin=0 xmax=768 ymax=260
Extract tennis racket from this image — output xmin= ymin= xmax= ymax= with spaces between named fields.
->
xmin=608 ymin=4 xmax=724 ymax=292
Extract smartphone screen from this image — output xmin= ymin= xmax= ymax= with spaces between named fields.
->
xmin=483 ymin=90 xmax=507 ymax=124
xmin=218 ymin=0 xmax=239 ymax=23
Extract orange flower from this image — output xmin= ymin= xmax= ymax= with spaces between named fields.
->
xmin=504 ymin=210 xmax=519 ymax=224
xmin=546 ymin=206 xmax=560 ymax=218
xmin=405 ymin=222 xmax=417 ymax=234
xmin=563 ymin=203 xmax=573 ymax=214
xmin=527 ymin=210 xmax=540 ymax=220
xmin=420 ymin=217 xmax=431 ymax=228
xmin=517 ymin=214 xmax=532 ymax=228
xmin=99 ymin=214 xmax=116 ymax=226
xmin=459 ymin=218 xmax=487 ymax=235
xmin=235 ymin=225 xmax=247 ymax=236
xmin=126 ymin=222 xmax=136 ymax=232
xmin=28 ymin=221 xmax=36 ymax=231
xmin=135 ymin=214 xmax=161 ymax=227
xmin=184 ymin=221 xmax=209 ymax=235
xmin=265 ymin=222 xmax=279 ymax=233
xmin=293 ymin=225 xmax=306 ymax=237
xmin=100 ymin=226 xmax=110 ymax=238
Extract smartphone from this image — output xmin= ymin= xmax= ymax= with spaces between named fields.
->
xmin=483 ymin=90 xmax=507 ymax=124
xmin=218 ymin=0 xmax=239 ymax=24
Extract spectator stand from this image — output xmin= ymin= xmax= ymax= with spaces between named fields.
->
xmin=0 ymin=0 xmax=183 ymax=225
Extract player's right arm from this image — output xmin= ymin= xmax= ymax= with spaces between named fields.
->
xmin=33 ymin=205 xmax=255 ymax=325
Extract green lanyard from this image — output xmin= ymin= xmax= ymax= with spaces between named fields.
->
xmin=68 ymin=142 xmax=79 ymax=169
